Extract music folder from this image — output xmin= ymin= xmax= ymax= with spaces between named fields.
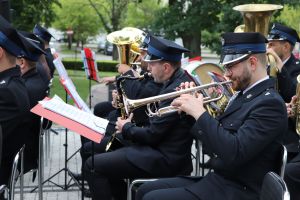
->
xmin=31 ymin=96 xmax=108 ymax=143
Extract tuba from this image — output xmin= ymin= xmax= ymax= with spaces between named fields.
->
xmin=233 ymin=4 xmax=283 ymax=86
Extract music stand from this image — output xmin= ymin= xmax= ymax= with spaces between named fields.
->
xmin=81 ymin=47 xmax=100 ymax=199
xmin=31 ymin=57 xmax=90 ymax=194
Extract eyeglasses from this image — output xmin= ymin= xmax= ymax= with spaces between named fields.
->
xmin=223 ymin=55 xmax=251 ymax=74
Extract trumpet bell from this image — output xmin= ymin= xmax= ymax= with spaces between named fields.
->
xmin=183 ymin=61 xmax=224 ymax=85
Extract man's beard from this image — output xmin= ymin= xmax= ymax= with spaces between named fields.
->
xmin=232 ymin=67 xmax=251 ymax=91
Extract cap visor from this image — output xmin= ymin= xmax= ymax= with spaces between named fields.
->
xmin=220 ymin=54 xmax=249 ymax=65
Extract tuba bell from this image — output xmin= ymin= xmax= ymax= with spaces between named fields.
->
xmin=233 ymin=4 xmax=283 ymax=86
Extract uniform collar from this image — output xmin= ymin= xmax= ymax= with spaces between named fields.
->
xmin=21 ymin=67 xmax=37 ymax=79
xmin=0 ymin=66 xmax=21 ymax=80
xmin=162 ymin=68 xmax=183 ymax=88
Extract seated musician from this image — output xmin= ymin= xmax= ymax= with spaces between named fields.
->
xmin=70 ymin=35 xmax=164 ymax=184
xmin=0 ymin=16 xmax=30 ymax=187
xmin=83 ymin=35 xmax=195 ymax=200
xmin=283 ymin=95 xmax=300 ymax=200
xmin=17 ymin=31 xmax=49 ymax=173
xmin=135 ymin=32 xmax=288 ymax=200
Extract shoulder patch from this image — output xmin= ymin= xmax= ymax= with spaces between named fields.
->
xmin=265 ymin=91 xmax=271 ymax=96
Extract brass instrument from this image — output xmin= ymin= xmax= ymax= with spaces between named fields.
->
xmin=123 ymin=80 xmax=232 ymax=117
xmin=294 ymin=75 xmax=300 ymax=135
xmin=233 ymin=4 xmax=283 ymax=87
xmin=105 ymin=72 xmax=151 ymax=152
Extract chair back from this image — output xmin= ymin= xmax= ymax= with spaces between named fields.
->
xmin=0 ymin=125 xmax=2 ymax=167
xmin=9 ymin=145 xmax=25 ymax=200
xmin=277 ymin=145 xmax=287 ymax=178
xmin=260 ymin=171 xmax=290 ymax=200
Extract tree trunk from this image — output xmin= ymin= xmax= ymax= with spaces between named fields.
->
xmin=181 ymin=32 xmax=201 ymax=58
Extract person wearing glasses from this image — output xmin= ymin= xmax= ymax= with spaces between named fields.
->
xmin=135 ymin=32 xmax=288 ymax=200
xmin=84 ymin=35 xmax=195 ymax=200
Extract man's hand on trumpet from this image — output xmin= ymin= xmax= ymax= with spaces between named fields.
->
xmin=115 ymin=113 xmax=134 ymax=133
xmin=286 ymin=95 xmax=297 ymax=118
xmin=171 ymin=82 xmax=206 ymax=120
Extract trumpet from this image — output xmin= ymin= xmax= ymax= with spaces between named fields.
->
xmin=123 ymin=80 xmax=232 ymax=117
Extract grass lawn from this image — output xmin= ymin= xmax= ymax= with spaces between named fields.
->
xmin=49 ymin=70 xmax=118 ymax=103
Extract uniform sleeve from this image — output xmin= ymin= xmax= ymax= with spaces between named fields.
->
xmin=121 ymin=97 xmax=181 ymax=145
xmin=277 ymin=66 xmax=300 ymax=102
xmin=194 ymin=97 xmax=287 ymax=167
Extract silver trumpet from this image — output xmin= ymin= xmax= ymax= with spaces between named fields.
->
xmin=123 ymin=80 xmax=232 ymax=117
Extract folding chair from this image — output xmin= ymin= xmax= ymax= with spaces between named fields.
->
xmin=260 ymin=171 xmax=290 ymax=200
xmin=278 ymin=145 xmax=287 ymax=178
xmin=126 ymin=139 xmax=201 ymax=200
xmin=0 ymin=145 xmax=25 ymax=200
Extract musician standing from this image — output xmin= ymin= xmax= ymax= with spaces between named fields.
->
xmin=136 ymin=32 xmax=288 ymax=200
xmin=0 ymin=16 xmax=30 ymax=187
xmin=17 ymin=31 xmax=49 ymax=172
xmin=84 ymin=35 xmax=195 ymax=200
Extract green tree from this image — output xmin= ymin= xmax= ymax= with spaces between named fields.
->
xmin=205 ymin=0 xmax=299 ymax=54
xmin=53 ymin=0 xmax=101 ymax=49
xmin=151 ymin=0 xmax=222 ymax=57
xmin=10 ymin=0 xmax=60 ymax=31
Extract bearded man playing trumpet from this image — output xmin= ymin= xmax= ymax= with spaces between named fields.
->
xmin=135 ymin=32 xmax=288 ymax=200
xmin=84 ymin=35 xmax=196 ymax=200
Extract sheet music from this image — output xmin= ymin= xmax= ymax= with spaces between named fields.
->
xmin=62 ymin=78 xmax=91 ymax=113
xmin=53 ymin=57 xmax=69 ymax=80
xmin=53 ymin=56 xmax=91 ymax=113
xmin=40 ymin=95 xmax=108 ymax=134
xmin=82 ymin=48 xmax=100 ymax=82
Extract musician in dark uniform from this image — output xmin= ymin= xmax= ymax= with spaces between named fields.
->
xmin=0 ymin=16 xmax=30 ymax=186
xmin=69 ymin=36 xmax=164 ymax=184
xmin=33 ymin=24 xmax=55 ymax=80
xmin=84 ymin=35 xmax=195 ymax=200
xmin=267 ymin=23 xmax=300 ymax=103
xmin=136 ymin=32 xmax=288 ymax=200
xmin=17 ymin=31 xmax=49 ymax=172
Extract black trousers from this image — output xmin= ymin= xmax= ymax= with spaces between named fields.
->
xmin=84 ymin=148 xmax=153 ymax=200
xmin=136 ymin=177 xmax=200 ymax=200
xmin=285 ymin=152 xmax=300 ymax=200
xmin=93 ymin=101 xmax=115 ymax=118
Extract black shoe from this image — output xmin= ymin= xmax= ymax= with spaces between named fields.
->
xmin=68 ymin=170 xmax=83 ymax=182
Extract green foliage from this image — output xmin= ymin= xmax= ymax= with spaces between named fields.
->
xmin=53 ymin=0 xmax=101 ymax=45
xmin=50 ymin=71 xmax=118 ymax=102
xmin=203 ymin=0 xmax=299 ymax=54
xmin=151 ymin=0 xmax=222 ymax=57
xmin=10 ymin=0 xmax=60 ymax=31
xmin=61 ymin=59 xmax=118 ymax=72
xmin=123 ymin=0 xmax=162 ymax=29
xmin=277 ymin=5 xmax=300 ymax=32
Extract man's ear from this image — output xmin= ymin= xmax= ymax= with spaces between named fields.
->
xmin=249 ymin=56 xmax=258 ymax=70
xmin=0 ymin=47 xmax=3 ymax=59
xmin=163 ymin=62 xmax=171 ymax=73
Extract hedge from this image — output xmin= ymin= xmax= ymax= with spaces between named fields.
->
xmin=61 ymin=60 xmax=119 ymax=72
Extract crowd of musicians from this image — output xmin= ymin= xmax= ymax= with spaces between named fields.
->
xmin=0 ymin=9 xmax=300 ymax=200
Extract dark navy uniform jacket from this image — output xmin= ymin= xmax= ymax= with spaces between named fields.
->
xmin=121 ymin=69 xmax=195 ymax=177
xmin=186 ymin=78 xmax=287 ymax=200
xmin=277 ymin=54 xmax=300 ymax=103
xmin=45 ymin=48 xmax=55 ymax=78
xmin=278 ymin=55 xmax=300 ymax=148
xmin=0 ymin=67 xmax=30 ymax=184
xmin=120 ymin=70 xmax=163 ymax=126
xmin=22 ymin=68 xmax=48 ymax=172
